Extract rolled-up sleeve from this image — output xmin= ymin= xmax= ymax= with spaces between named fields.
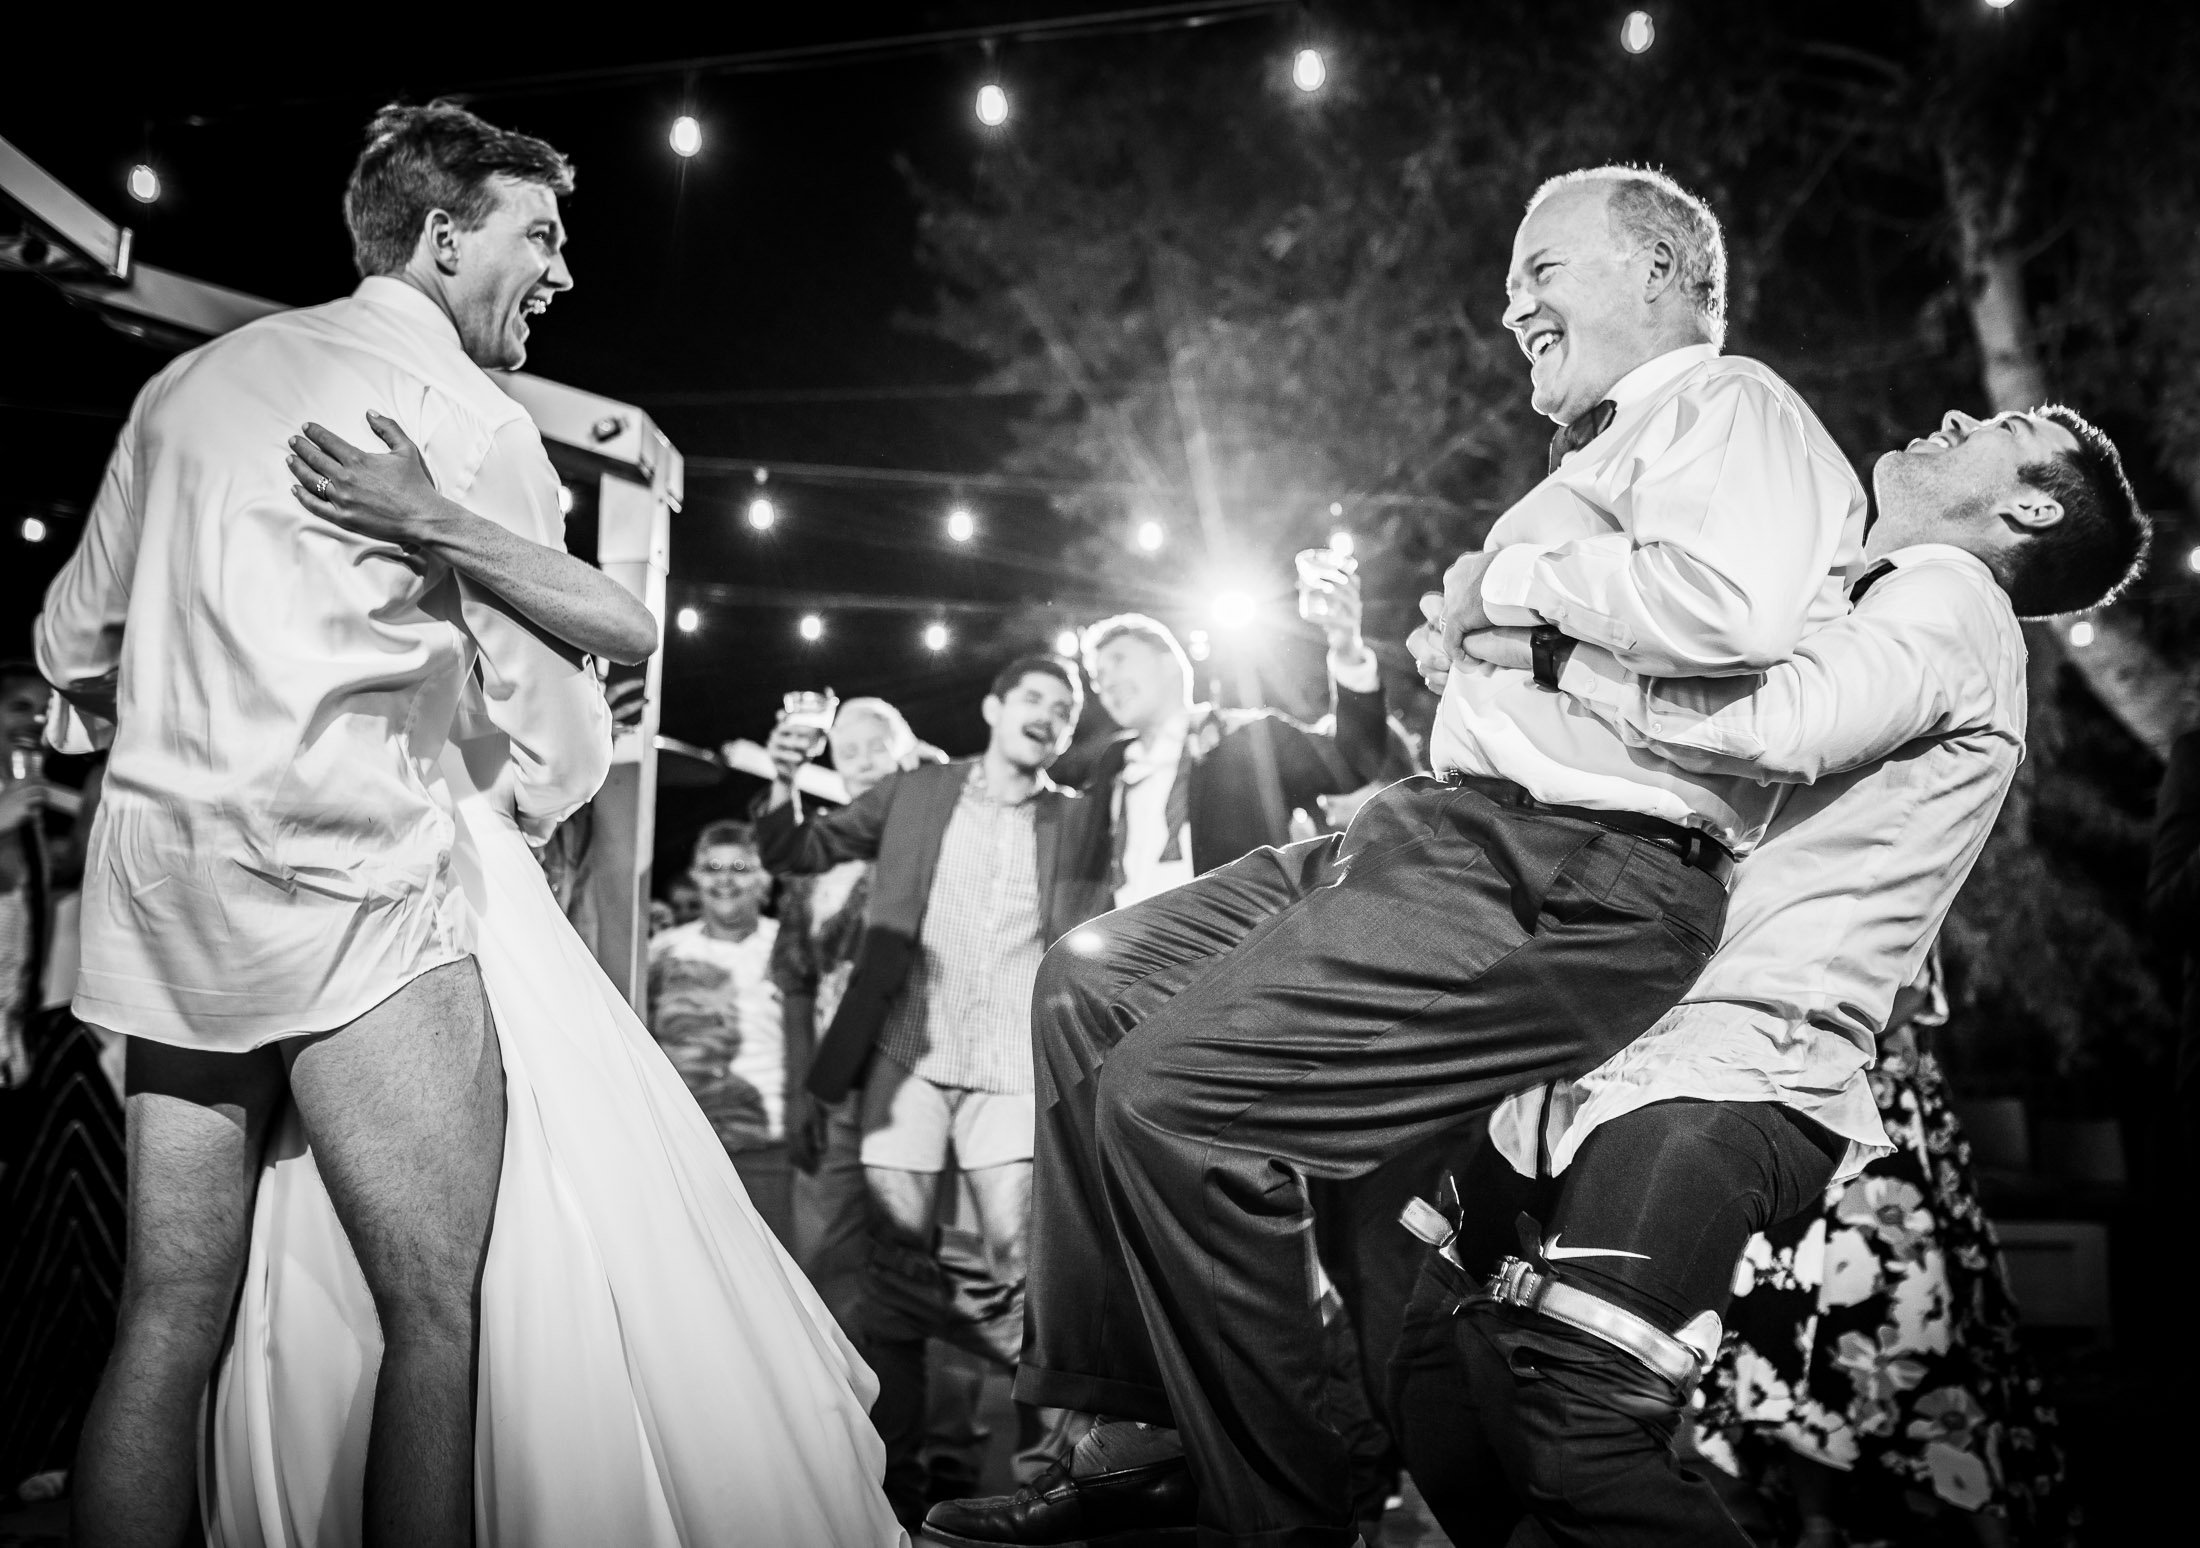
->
xmin=457 ymin=418 xmax=612 ymax=832
xmin=1480 ymin=373 xmax=1855 ymax=677
xmin=1557 ymin=563 xmax=2018 ymax=784
xmin=35 ymin=416 xmax=142 ymax=752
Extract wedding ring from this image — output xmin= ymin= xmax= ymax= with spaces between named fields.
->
xmin=316 ymin=476 xmax=332 ymax=498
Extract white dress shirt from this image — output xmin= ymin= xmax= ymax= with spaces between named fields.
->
xmin=36 ymin=277 xmax=611 ymax=1050
xmin=1428 ymin=344 xmax=1867 ymax=850
xmin=1490 ymin=546 xmax=2028 ymax=1181
xmin=1113 ymin=713 xmax=1195 ymax=910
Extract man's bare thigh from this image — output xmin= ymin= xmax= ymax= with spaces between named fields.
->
xmin=116 ymin=1036 xmax=288 ymax=1312
xmin=283 ymin=958 xmax=506 ymax=1309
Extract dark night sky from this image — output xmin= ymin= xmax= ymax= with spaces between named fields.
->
xmin=4 ymin=6 xmax=1214 ymax=859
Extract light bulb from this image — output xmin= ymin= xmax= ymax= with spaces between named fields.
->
xmin=127 ymin=163 xmax=160 ymax=203
xmin=2068 ymin=619 xmax=2096 ymax=648
xmin=976 ymin=83 xmax=1009 ymax=127
xmin=670 ymin=116 xmax=702 ymax=157
xmin=2186 ymin=544 xmax=2200 ymax=574
xmin=675 ymin=605 xmax=701 ymax=634
xmin=922 ymin=622 xmax=951 ymax=652
xmin=1292 ymin=48 xmax=1327 ymax=93
xmin=1214 ymin=592 xmax=1256 ymax=630
xmin=798 ymin=614 xmax=824 ymax=642
xmin=947 ymin=507 xmax=976 ymax=542
xmin=1186 ymin=629 xmax=1212 ymax=662
xmin=1621 ymin=11 xmax=1655 ymax=54
xmin=21 ymin=516 xmax=49 ymax=543
xmin=1984 ymin=0 xmax=2017 ymax=9
xmin=1329 ymin=531 xmax=1355 ymax=559
xmin=1135 ymin=520 xmax=1165 ymax=553
xmin=1054 ymin=629 xmax=1081 ymax=658
xmin=746 ymin=495 xmax=777 ymax=531
xmin=556 ymin=484 xmax=574 ymax=515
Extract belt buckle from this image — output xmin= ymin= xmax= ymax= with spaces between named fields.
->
xmin=1486 ymin=1255 xmax=1543 ymax=1309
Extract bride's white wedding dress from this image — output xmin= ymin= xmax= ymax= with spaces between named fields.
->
xmin=200 ymin=724 xmax=907 ymax=1548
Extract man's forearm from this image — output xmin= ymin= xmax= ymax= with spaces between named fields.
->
xmin=426 ymin=501 xmax=659 ymax=665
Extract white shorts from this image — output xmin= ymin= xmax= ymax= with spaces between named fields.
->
xmin=858 ymin=1057 xmax=1035 ymax=1172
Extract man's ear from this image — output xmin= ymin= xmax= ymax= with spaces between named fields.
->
xmin=981 ymin=694 xmax=1002 ymax=729
xmin=2001 ymin=484 xmax=2066 ymax=536
xmin=422 ymin=208 xmax=462 ymax=276
xmin=1640 ymin=236 xmax=1679 ymax=305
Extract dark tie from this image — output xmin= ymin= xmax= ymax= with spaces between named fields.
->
xmin=1849 ymin=559 xmax=1895 ymax=603
xmin=1547 ymin=399 xmax=1617 ymax=475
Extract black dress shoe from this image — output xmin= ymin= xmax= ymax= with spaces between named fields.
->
xmin=920 ymin=1454 xmax=1197 ymax=1547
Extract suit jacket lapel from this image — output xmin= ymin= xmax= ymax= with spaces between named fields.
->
xmin=1034 ymin=795 xmax=1063 ymax=935
xmin=905 ymin=761 xmax=970 ymax=919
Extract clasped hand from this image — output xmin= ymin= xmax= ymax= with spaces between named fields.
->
xmin=287 ymin=413 xmax=451 ymax=546
xmin=1407 ymin=590 xmax=1537 ymax=694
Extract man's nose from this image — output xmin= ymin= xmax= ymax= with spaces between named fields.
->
xmin=1940 ymin=410 xmax=1978 ymax=439
xmin=546 ymin=251 xmax=575 ymax=293
xmin=1501 ymin=288 xmax=1536 ymax=332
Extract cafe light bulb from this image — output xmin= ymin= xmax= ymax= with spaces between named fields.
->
xmin=670 ymin=116 xmax=703 ymax=157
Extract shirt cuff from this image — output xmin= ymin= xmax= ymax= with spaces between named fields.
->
xmin=1555 ymin=645 xmax=1633 ymax=719
xmin=1327 ymin=644 xmax=1381 ymax=695
xmin=1478 ymin=542 xmax=1552 ymax=628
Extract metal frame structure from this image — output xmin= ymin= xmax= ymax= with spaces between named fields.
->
xmin=1 ymin=132 xmax=680 ymax=1011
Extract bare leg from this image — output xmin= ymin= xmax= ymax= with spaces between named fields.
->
xmin=73 ymin=1036 xmax=287 ymax=1548
xmin=962 ymin=1160 xmax=1032 ymax=1286
xmin=284 ymin=959 xmax=506 ymax=1548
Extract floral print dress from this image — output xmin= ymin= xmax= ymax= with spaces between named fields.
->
xmin=1693 ymin=1036 xmax=2075 ymax=1543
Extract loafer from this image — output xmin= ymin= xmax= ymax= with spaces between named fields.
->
xmin=921 ymin=1454 xmax=1197 ymax=1547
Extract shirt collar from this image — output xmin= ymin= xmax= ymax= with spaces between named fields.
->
xmin=1881 ymin=543 xmax=1997 ymax=580
xmin=355 ymin=275 xmax=464 ymax=349
xmin=963 ymin=760 xmax=1052 ymax=807
xmin=1604 ymin=342 xmax=1720 ymax=410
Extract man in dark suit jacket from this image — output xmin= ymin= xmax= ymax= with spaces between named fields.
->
xmin=1072 ymin=565 xmax=1409 ymax=910
xmin=757 ymin=653 xmax=1111 ymax=1531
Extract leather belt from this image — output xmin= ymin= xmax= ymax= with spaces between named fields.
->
xmin=1437 ymin=773 xmax=1735 ymax=887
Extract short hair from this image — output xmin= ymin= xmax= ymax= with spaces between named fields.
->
xmin=691 ymin=819 xmax=757 ymax=865
xmin=1998 ymin=404 xmax=2151 ymax=618
xmin=989 ymin=654 xmax=1083 ymax=720
xmin=344 ymin=101 xmax=574 ymax=278
xmin=0 ymin=660 xmax=47 ymax=691
xmin=832 ymin=697 xmax=917 ymax=762
xmin=1080 ymin=613 xmax=1192 ymax=687
xmin=1529 ymin=165 xmax=1727 ymax=348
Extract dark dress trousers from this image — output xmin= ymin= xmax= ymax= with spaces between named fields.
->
xmin=755 ymin=758 xmax=1114 ymax=1104
xmin=2148 ymin=729 xmax=2200 ymax=1190
xmin=1017 ymin=774 xmax=1726 ymax=1546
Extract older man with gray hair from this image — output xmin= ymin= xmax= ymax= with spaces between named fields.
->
xmin=929 ymin=164 xmax=1866 ymax=1548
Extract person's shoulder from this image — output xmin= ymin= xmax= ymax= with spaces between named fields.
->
xmin=1875 ymin=546 xmax=2015 ymax=619
xmin=650 ymin=919 xmax=705 ymax=958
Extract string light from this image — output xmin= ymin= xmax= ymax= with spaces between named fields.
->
xmin=675 ymin=605 xmax=701 ymax=633
xmin=1291 ymin=48 xmax=1326 ymax=93
xmin=975 ymin=82 xmax=1009 ymax=127
xmin=922 ymin=621 xmax=951 ymax=652
xmin=1186 ymin=628 xmax=1212 ymax=662
xmin=20 ymin=516 xmax=48 ymax=543
xmin=1621 ymin=11 xmax=1655 ymax=53
xmin=1054 ymin=628 xmax=1081 ymax=657
xmin=127 ymin=163 xmax=160 ymax=203
xmin=557 ymin=485 xmax=575 ymax=515
xmin=670 ymin=115 xmax=703 ymax=157
xmin=1984 ymin=0 xmax=2017 ymax=8
xmin=1135 ymin=519 xmax=1166 ymax=553
xmin=798 ymin=613 xmax=824 ymax=642
xmin=946 ymin=506 xmax=977 ymax=542
xmin=2068 ymin=619 xmax=2096 ymax=648
xmin=2186 ymin=545 xmax=2200 ymax=574
xmin=1213 ymin=591 xmax=1256 ymax=630
xmin=746 ymin=468 xmax=776 ymax=531
xmin=1329 ymin=531 xmax=1354 ymax=559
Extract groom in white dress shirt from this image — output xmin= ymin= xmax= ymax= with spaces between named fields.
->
xmin=40 ymin=103 xmax=612 ymax=1548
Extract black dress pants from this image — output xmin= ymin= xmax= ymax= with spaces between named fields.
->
xmin=1389 ymin=1099 xmax=1844 ymax=1548
xmin=1016 ymin=776 xmax=1727 ymax=1547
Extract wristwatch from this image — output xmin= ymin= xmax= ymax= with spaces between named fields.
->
xmin=1530 ymin=625 xmax=1572 ymax=692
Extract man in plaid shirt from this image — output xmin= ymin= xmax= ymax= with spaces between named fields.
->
xmin=760 ymin=653 xmax=1111 ymax=1531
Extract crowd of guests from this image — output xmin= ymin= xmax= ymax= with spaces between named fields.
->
xmin=614 ymin=557 xmax=2134 ymax=1546
xmin=0 ymin=548 xmax=2183 ymax=1543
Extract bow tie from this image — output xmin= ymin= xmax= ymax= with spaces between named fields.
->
xmin=1849 ymin=559 xmax=1896 ymax=603
xmin=1548 ymin=399 xmax=1617 ymax=475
